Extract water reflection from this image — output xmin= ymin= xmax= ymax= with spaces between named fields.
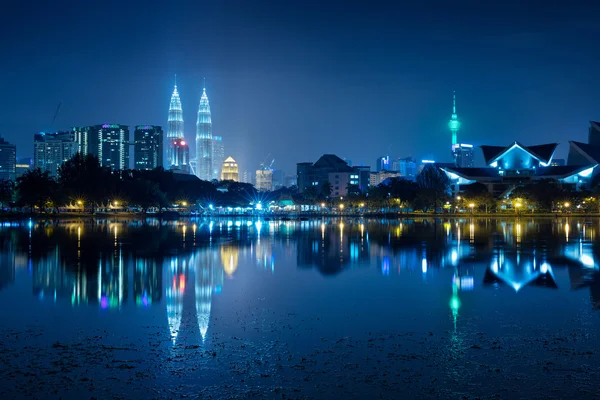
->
xmin=2 ymin=218 xmax=600 ymax=331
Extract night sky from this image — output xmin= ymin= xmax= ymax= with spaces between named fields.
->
xmin=2 ymin=1 xmax=600 ymax=174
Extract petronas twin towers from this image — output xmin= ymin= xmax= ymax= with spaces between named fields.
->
xmin=167 ymin=77 xmax=219 ymax=181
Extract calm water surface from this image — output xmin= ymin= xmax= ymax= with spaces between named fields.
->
xmin=1 ymin=217 xmax=600 ymax=399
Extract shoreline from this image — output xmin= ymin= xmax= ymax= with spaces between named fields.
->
xmin=0 ymin=211 xmax=597 ymax=221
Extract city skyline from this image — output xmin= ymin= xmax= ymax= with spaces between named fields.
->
xmin=2 ymin=2 xmax=600 ymax=174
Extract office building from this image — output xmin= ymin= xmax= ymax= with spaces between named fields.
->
xmin=33 ymin=131 xmax=77 ymax=177
xmin=297 ymin=154 xmax=370 ymax=197
xmin=73 ymin=124 xmax=130 ymax=170
xmin=370 ymin=170 xmax=401 ymax=187
xmin=220 ymin=156 xmax=239 ymax=181
xmin=212 ymin=136 xmax=224 ymax=180
xmin=441 ymin=142 xmax=596 ymax=197
xmin=134 ymin=125 xmax=163 ymax=170
xmin=196 ymin=86 xmax=213 ymax=181
xmin=0 ymin=137 xmax=16 ymax=181
xmin=376 ymin=156 xmax=391 ymax=172
xmin=256 ymin=168 xmax=273 ymax=191
xmin=96 ymin=124 xmax=130 ymax=170
xmin=393 ymin=157 xmax=417 ymax=181
xmin=452 ymin=143 xmax=475 ymax=168
xmin=167 ymin=82 xmax=185 ymax=169
xmin=169 ymin=139 xmax=190 ymax=174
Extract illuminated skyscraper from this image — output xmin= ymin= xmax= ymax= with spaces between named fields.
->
xmin=167 ymin=82 xmax=184 ymax=168
xmin=212 ymin=136 xmax=224 ymax=179
xmin=448 ymin=91 xmax=460 ymax=146
xmin=220 ymin=156 xmax=239 ymax=181
xmin=134 ymin=125 xmax=163 ymax=170
xmin=196 ymin=84 xmax=213 ymax=181
xmin=0 ymin=136 xmax=17 ymax=181
xmin=96 ymin=124 xmax=130 ymax=170
xmin=33 ymin=132 xmax=76 ymax=177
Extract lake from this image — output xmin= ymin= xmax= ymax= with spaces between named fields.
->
xmin=1 ymin=217 xmax=599 ymax=399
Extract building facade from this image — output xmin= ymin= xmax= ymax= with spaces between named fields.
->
xmin=73 ymin=124 xmax=129 ymax=170
xmin=212 ymin=136 xmax=224 ymax=180
xmin=134 ymin=125 xmax=163 ymax=170
xmin=168 ymin=139 xmax=190 ymax=173
xmin=0 ymin=137 xmax=16 ymax=181
xmin=256 ymin=169 xmax=273 ymax=191
xmin=33 ymin=131 xmax=77 ymax=177
xmin=96 ymin=124 xmax=130 ymax=170
xmin=370 ymin=170 xmax=401 ymax=187
xmin=376 ymin=156 xmax=391 ymax=172
xmin=393 ymin=157 xmax=417 ymax=181
xmin=297 ymin=154 xmax=370 ymax=197
xmin=220 ymin=156 xmax=239 ymax=181
xmin=167 ymin=84 xmax=185 ymax=169
xmin=195 ymin=87 xmax=213 ymax=181
xmin=452 ymin=143 xmax=475 ymax=168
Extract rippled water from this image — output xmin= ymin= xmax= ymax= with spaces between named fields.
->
xmin=1 ymin=217 xmax=600 ymax=399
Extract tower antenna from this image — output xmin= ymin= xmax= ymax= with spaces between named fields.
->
xmin=175 ymin=73 xmax=177 ymax=87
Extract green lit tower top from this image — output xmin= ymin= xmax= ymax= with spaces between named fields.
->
xmin=448 ymin=91 xmax=460 ymax=146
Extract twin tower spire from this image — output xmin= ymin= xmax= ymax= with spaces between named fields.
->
xmin=167 ymin=75 xmax=214 ymax=181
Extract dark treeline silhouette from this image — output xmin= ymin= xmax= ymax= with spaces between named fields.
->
xmin=0 ymin=155 xmax=598 ymax=214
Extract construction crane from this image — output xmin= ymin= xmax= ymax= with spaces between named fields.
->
xmin=50 ymin=102 xmax=62 ymax=131
xmin=259 ymin=153 xmax=275 ymax=170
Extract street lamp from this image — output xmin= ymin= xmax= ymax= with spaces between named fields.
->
xmin=321 ymin=202 xmax=326 ymax=208
xmin=469 ymin=203 xmax=475 ymax=214
xmin=339 ymin=204 xmax=345 ymax=213
xmin=182 ymin=201 xmax=188 ymax=207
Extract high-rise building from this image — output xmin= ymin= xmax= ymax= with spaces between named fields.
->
xmin=33 ymin=131 xmax=77 ymax=177
xmin=212 ymin=136 xmax=224 ymax=180
xmin=96 ymin=124 xmax=130 ymax=170
xmin=169 ymin=139 xmax=190 ymax=173
xmin=196 ymin=85 xmax=213 ymax=181
xmin=256 ymin=169 xmax=273 ymax=191
xmin=272 ymin=169 xmax=285 ymax=190
xmin=589 ymin=121 xmax=600 ymax=147
xmin=376 ymin=156 xmax=391 ymax=172
xmin=73 ymin=126 xmax=95 ymax=156
xmin=394 ymin=157 xmax=417 ymax=181
xmin=452 ymin=143 xmax=475 ymax=168
xmin=167 ymin=82 xmax=184 ymax=168
xmin=0 ymin=137 xmax=16 ymax=181
xmin=448 ymin=91 xmax=461 ymax=147
xmin=73 ymin=124 xmax=130 ymax=169
xmin=220 ymin=156 xmax=239 ymax=181
xmin=134 ymin=125 xmax=163 ymax=170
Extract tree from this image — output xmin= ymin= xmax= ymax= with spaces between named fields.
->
xmin=321 ymin=181 xmax=333 ymax=198
xmin=416 ymin=165 xmax=451 ymax=211
xmin=0 ymin=180 xmax=14 ymax=210
xmin=58 ymin=153 xmax=119 ymax=206
xmin=123 ymin=178 xmax=168 ymax=212
xmin=16 ymin=169 xmax=59 ymax=212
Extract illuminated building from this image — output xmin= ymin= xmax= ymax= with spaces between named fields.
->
xmin=169 ymin=139 xmax=190 ymax=174
xmin=74 ymin=124 xmax=130 ymax=170
xmin=376 ymin=155 xmax=391 ymax=172
xmin=452 ymin=143 xmax=474 ymax=168
xmin=134 ymin=125 xmax=163 ymax=170
xmin=448 ymin=91 xmax=460 ymax=146
xmin=167 ymin=83 xmax=185 ymax=168
xmin=297 ymin=154 xmax=370 ymax=197
xmin=370 ymin=170 xmax=400 ymax=187
xmin=393 ymin=157 xmax=417 ymax=181
xmin=256 ymin=168 xmax=273 ymax=191
xmin=0 ymin=136 xmax=16 ymax=181
xmin=220 ymin=156 xmax=239 ymax=181
xmin=212 ymin=136 xmax=224 ymax=180
xmin=33 ymin=132 xmax=76 ymax=177
xmin=440 ymin=142 xmax=597 ymax=197
xmin=195 ymin=85 xmax=213 ymax=181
